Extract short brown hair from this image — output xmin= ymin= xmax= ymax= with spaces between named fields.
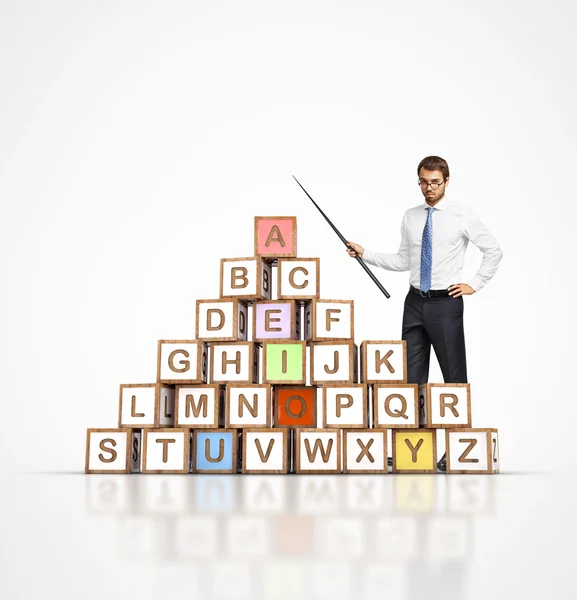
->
xmin=418 ymin=156 xmax=450 ymax=180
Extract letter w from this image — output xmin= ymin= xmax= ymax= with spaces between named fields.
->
xmin=304 ymin=438 xmax=334 ymax=463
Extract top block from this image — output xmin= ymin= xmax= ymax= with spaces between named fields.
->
xmin=254 ymin=216 xmax=297 ymax=259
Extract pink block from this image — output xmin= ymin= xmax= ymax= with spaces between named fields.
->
xmin=257 ymin=218 xmax=295 ymax=256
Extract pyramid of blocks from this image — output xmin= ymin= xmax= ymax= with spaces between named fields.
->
xmin=86 ymin=216 xmax=499 ymax=475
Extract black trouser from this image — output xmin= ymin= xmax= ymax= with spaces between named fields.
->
xmin=401 ymin=291 xmax=468 ymax=385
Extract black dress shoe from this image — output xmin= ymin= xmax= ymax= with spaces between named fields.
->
xmin=437 ymin=453 xmax=447 ymax=472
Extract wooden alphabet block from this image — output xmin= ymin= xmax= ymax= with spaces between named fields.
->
xmin=253 ymin=300 xmax=301 ymax=342
xmin=274 ymin=385 xmax=317 ymax=428
xmin=220 ymin=257 xmax=272 ymax=301
xmin=142 ymin=428 xmax=192 ymax=474
xmin=85 ymin=428 xmax=141 ymax=474
xmin=445 ymin=428 xmax=499 ymax=474
xmin=118 ymin=383 xmax=175 ymax=428
xmin=277 ymin=258 xmax=320 ymax=301
xmin=157 ymin=340 xmax=208 ymax=384
xmin=373 ymin=384 xmax=419 ymax=428
xmin=210 ymin=342 xmax=260 ymax=384
xmin=196 ymin=298 xmax=248 ymax=342
xmin=310 ymin=341 xmax=358 ymax=385
xmin=392 ymin=429 xmax=437 ymax=474
xmin=254 ymin=216 xmax=297 ymax=259
xmin=295 ymin=428 xmax=341 ymax=474
xmin=225 ymin=384 xmax=272 ymax=428
xmin=303 ymin=299 xmax=354 ymax=341
xmin=175 ymin=384 xmax=224 ymax=428
xmin=343 ymin=429 xmax=387 ymax=474
xmin=322 ymin=384 xmax=368 ymax=428
xmin=242 ymin=428 xmax=289 ymax=473
xmin=262 ymin=340 xmax=306 ymax=384
xmin=360 ymin=340 xmax=407 ymax=384
xmin=418 ymin=383 xmax=472 ymax=428
xmin=192 ymin=429 xmax=239 ymax=473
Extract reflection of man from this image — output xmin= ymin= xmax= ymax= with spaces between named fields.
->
xmin=347 ymin=156 xmax=503 ymax=470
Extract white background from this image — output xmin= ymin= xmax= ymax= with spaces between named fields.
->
xmin=1 ymin=0 xmax=576 ymax=480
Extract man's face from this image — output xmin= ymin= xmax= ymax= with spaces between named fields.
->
xmin=418 ymin=168 xmax=449 ymax=204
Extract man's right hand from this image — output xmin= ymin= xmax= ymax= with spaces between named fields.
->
xmin=346 ymin=242 xmax=364 ymax=259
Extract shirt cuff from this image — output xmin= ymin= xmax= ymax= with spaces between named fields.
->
xmin=362 ymin=249 xmax=376 ymax=265
xmin=468 ymin=276 xmax=485 ymax=293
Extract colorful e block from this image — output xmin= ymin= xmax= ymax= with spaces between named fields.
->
xmin=445 ymin=428 xmax=499 ymax=474
xmin=118 ymin=383 xmax=175 ymax=429
xmin=295 ymin=428 xmax=341 ymax=473
xmin=310 ymin=341 xmax=357 ymax=385
xmin=253 ymin=300 xmax=301 ymax=342
xmin=220 ymin=257 xmax=272 ymax=300
xmin=304 ymin=299 xmax=354 ymax=341
xmin=263 ymin=340 xmax=306 ymax=384
xmin=373 ymin=384 xmax=419 ymax=428
xmin=392 ymin=429 xmax=437 ymax=473
xmin=419 ymin=384 xmax=471 ymax=428
xmin=254 ymin=216 xmax=297 ymax=258
xmin=274 ymin=386 xmax=317 ymax=428
xmin=322 ymin=384 xmax=367 ymax=428
xmin=242 ymin=428 xmax=289 ymax=473
xmin=343 ymin=429 xmax=387 ymax=474
xmin=225 ymin=384 xmax=272 ymax=428
xmin=277 ymin=258 xmax=320 ymax=300
xmin=142 ymin=429 xmax=191 ymax=473
xmin=85 ymin=428 xmax=141 ymax=474
xmin=196 ymin=299 xmax=248 ymax=342
xmin=193 ymin=429 xmax=238 ymax=473
xmin=157 ymin=340 xmax=208 ymax=384
xmin=360 ymin=340 xmax=407 ymax=384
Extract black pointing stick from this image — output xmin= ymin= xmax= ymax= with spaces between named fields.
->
xmin=292 ymin=175 xmax=391 ymax=299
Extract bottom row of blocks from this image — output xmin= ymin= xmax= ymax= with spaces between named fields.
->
xmin=86 ymin=427 xmax=499 ymax=474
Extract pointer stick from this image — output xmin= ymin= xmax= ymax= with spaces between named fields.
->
xmin=292 ymin=175 xmax=391 ymax=299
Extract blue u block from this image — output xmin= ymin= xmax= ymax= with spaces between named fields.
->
xmin=195 ymin=431 xmax=234 ymax=471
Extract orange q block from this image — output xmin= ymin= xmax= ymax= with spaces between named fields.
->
xmin=255 ymin=216 xmax=297 ymax=258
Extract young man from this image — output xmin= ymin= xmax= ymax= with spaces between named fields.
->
xmin=346 ymin=156 xmax=503 ymax=470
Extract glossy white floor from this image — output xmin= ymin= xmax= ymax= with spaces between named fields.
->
xmin=2 ymin=472 xmax=574 ymax=600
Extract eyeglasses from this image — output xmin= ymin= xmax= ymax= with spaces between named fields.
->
xmin=418 ymin=180 xmax=445 ymax=190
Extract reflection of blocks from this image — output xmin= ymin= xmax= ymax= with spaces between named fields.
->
xmin=275 ymin=516 xmax=314 ymax=555
xmin=225 ymin=384 xmax=272 ymax=428
xmin=360 ymin=341 xmax=407 ymax=384
xmin=373 ymin=384 xmax=419 ymax=428
xmin=253 ymin=300 xmax=301 ymax=342
xmin=175 ymin=384 xmax=224 ymax=428
xmin=85 ymin=428 xmax=141 ymax=474
xmin=195 ymin=299 xmax=248 ymax=342
xmin=242 ymin=428 xmax=289 ymax=473
xmin=303 ymin=299 xmax=354 ymax=341
xmin=310 ymin=341 xmax=358 ymax=385
xmin=392 ymin=429 xmax=437 ymax=474
xmin=142 ymin=429 xmax=191 ymax=474
xmin=157 ymin=340 xmax=208 ymax=384
xmin=210 ymin=342 xmax=260 ymax=384
xmin=262 ymin=340 xmax=306 ymax=384
xmin=277 ymin=258 xmax=320 ymax=301
xmin=322 ymin=384 xmax=367 ymax=428
xmin=419 ymin=383 xmax=471 ymax=428
xmin=296 ymin=428 xmax=341 ymax=474
xmin=220 ymin=257 xmax=272 ymax=301
xmin=446 ymin=428 xmax=499 ymax=474
xmin=254 ymin=216 xmax=297 ymax=259
xmin=118 ymin=383 xmax=175 ymax=428
xmin=274 ymin=386 xmax=317 ymax=428
xmin=394 ymin=475 xmax=437 ymax=513
xmin=193 ymin=429 xmax=239 ymax=473
xmin=343 ymin=429 xmax=387 ymax=474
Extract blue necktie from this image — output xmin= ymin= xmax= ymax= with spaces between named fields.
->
xmin=420 ymin=207 xmax=436 ymax=293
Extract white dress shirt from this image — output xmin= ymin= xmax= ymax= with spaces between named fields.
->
xmin=362 ymin=196 xmax=503 ymax=292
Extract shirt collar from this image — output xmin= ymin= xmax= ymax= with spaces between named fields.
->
xmin=423 ymin=195 xmax=450 ymax=211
